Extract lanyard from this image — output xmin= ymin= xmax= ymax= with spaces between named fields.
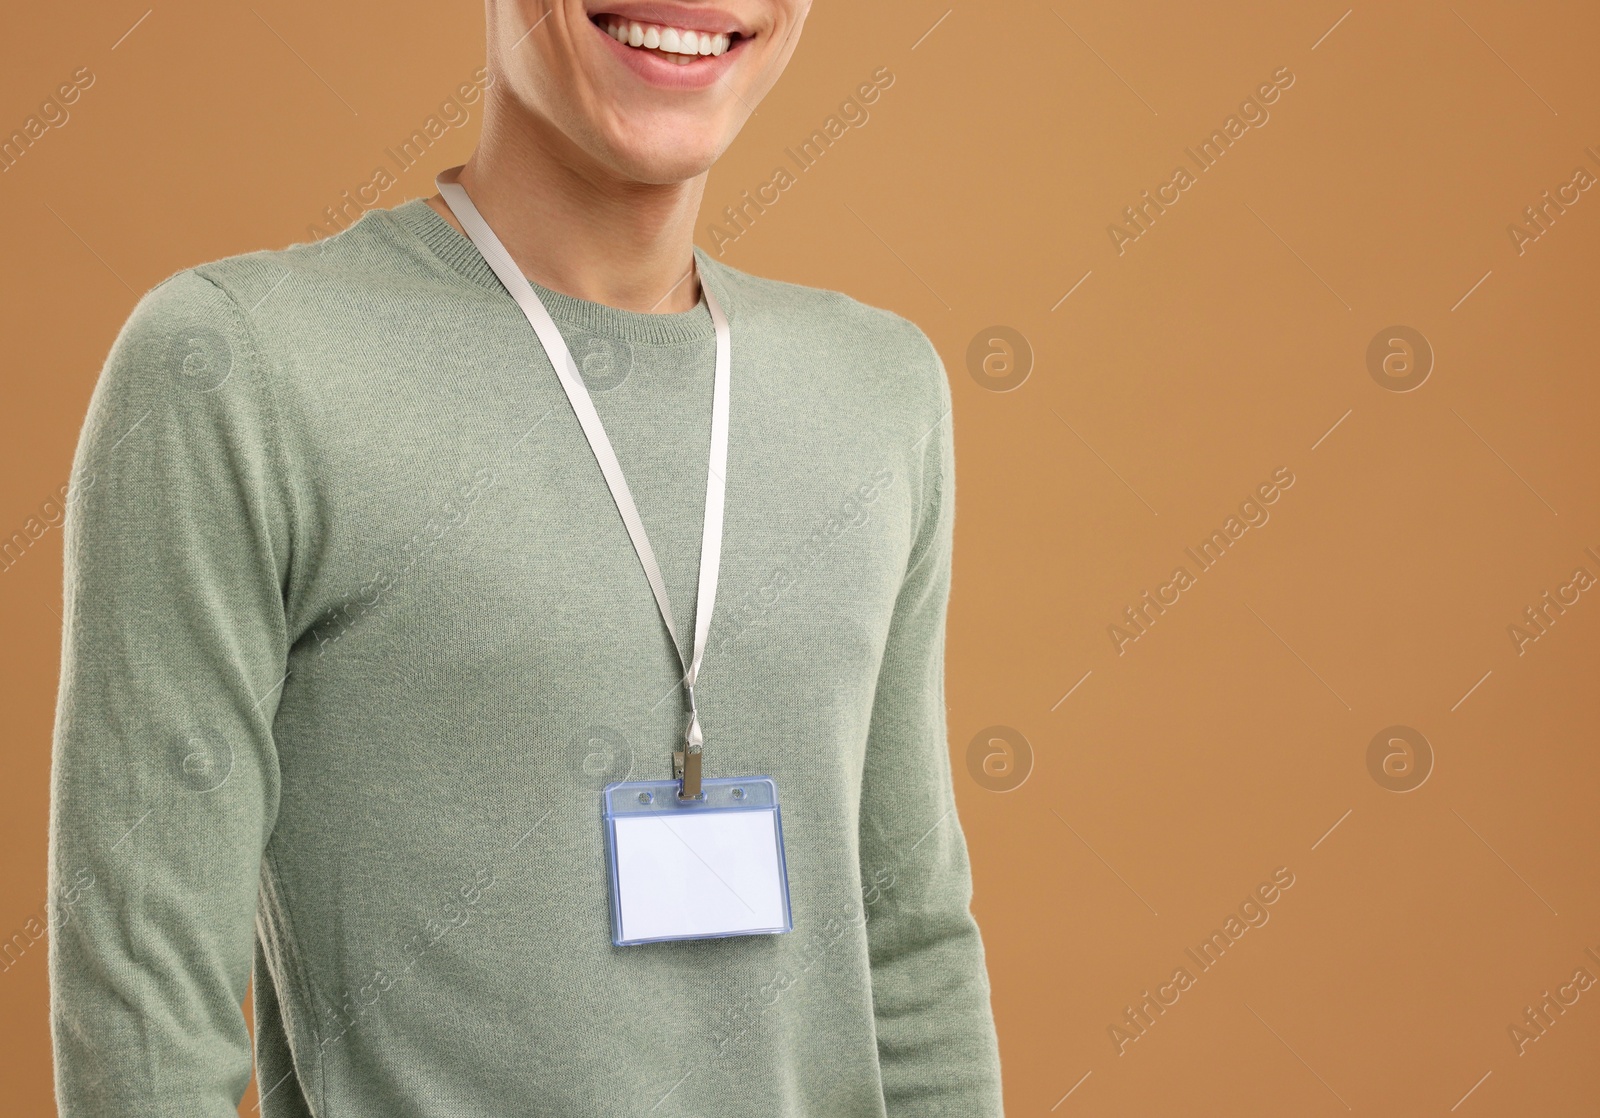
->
xmin=436 ymin=167 xmax=730 ymax=799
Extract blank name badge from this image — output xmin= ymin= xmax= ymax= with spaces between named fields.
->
xmin=602 ymin=776 xmax=793 ymax=946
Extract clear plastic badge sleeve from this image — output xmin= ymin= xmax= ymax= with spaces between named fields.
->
xmin=603 ymin=777 xmax=793 ymax=946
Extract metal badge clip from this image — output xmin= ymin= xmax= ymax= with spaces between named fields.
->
xmin=677 ymin=685 xmax=705 ymax=799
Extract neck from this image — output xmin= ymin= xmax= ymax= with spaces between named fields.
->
xmin=426 ymin=97 xmax=706 ymax=314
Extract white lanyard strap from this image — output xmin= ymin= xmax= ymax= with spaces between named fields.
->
xmin=436 ymin=168 xmax=730 ymax=789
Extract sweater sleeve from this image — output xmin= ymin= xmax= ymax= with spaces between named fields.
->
xmin=858 ymin=328 xmax=1005 ymax=1116
xmin=49 ymin=269 xmax=292 ymax=1116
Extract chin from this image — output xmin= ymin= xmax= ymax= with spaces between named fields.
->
xmin=594 ymin=126 xmax=726 ymax=185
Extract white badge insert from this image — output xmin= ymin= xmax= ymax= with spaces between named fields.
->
xmin=605 ymin=777 xmax=793 ymax=946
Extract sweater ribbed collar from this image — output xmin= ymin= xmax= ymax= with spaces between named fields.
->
xmin=383 ymin=196 xmax=727 ymax=345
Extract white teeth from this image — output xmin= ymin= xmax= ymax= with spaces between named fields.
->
xmin=600 ymin=16 xmax=734 ymax=59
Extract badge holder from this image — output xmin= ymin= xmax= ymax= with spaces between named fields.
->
xmin=603 ymin=776 xmax=793 ymax=947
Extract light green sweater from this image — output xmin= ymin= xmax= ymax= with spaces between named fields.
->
xmin=48 ymin=197 xmax=1004 ymax=1117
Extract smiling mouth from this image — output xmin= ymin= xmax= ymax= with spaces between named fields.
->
xmin=591 ymin=14 xmax=746 ymax=65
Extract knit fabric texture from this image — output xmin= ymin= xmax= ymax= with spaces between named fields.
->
xmin=48 ymin=197 xmax=1005 ymax=1117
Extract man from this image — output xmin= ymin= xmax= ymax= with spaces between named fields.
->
xmin=49 ymin=1 xmax=1005 ymax=1114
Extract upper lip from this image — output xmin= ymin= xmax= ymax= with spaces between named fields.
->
xmin=585 ymin=2 xmax=753 ymax=37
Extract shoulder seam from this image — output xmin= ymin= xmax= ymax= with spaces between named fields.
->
xmin=898 ymin=323 xmax=953 ymax=587
xmin=189 ymin=270 xmax=304 ymax=616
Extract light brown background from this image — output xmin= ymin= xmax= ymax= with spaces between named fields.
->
xmin=3 ymin=1 xmax=1598 ymax=1114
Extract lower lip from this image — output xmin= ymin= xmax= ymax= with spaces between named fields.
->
xmin=591 ymin=20 xmax=744 ymax=90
